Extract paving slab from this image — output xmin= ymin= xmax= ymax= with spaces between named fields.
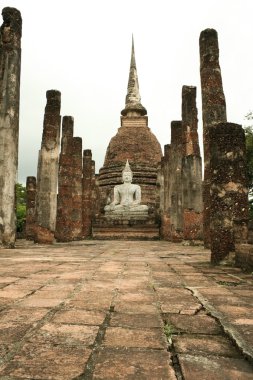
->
xmin=173 ymin=334 xmax=240 ymax=357
xmin=178 ymin=354 xmax=253 ymax=380
xmin=1 ymin=344 xmax=91 ymax=379
xmin=92 ymin=348 xmax=176 ymax=380
xmin=103 ymin=327 xmax=167 ymax=349
xmin=163 ymin=314 xmax=222 ymax=335
xmin=0 ymin=239 xmax=252 ymax=379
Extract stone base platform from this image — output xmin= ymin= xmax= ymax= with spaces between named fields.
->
xmin=92 ymin=215 xmax=160 ymax=240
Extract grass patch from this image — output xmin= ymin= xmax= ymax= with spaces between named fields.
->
xmin=163 ymin=323 xmax=175 ymax=344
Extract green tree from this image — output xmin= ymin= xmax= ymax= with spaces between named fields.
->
xmin=16 ymin=183 xmax=26 ymax=233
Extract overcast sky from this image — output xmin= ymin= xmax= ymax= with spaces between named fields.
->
xmin=2 ymin=0 xmax=253 ymax=184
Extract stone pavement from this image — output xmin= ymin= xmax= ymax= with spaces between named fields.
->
xmin=0 ymin=240 xmax=252 ymax=380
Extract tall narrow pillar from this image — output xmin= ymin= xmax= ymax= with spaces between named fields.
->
xmin=160 ymin=122 xmax=183 ymax=241
xmin=209 ymin=123 xmax=248 ymax=264
xmin=82 ymin=149 xmax=93 ymax=238
xmin=181 ymin=85 xmax=203 ymax=240
xmin=55 ymin=116 xmax=74 ymax=242
xmin=34 ymin=90 xmax=61 ymax=244
xmin=199 ymin=29 xmax=227 ymax=247
xmin=71 ymin=137 xmax=83 ymax=240
xmin=25 ymin=176 xmax=36 ymax=240
xmin=0 ymin=7 xmax=22 ymax=247
xmin=170 ymin=121 xmax=183 ymax=240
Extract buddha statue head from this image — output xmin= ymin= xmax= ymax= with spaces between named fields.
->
xmin=122 ymin=160 xmax=133 ymax=183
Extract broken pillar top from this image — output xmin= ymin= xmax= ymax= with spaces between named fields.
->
xmin=1 ymin=7 xmax=22 ymax=48
xmin=182 ymin=85 xmax=196 ymax=97
xmin=121 ymin=36 xmax=147 ymax=117
xmin=83 ymin=149 xmax=92 ymax=157
xmin=26 ymin=176 xmax=36 ymax=184
xmin=199 ymin=28 xmax=220 ymax=67
xmin=45 ymin=90 xmax=61 ymax=113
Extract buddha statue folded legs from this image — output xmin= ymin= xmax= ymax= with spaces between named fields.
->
xmin=104 ymin=160 xmax=148 ymax=215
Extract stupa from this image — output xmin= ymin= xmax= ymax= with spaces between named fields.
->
xmin=98 ymin=37 xmax=162 ymax=213
xmin=94 ymin=37 xmax=162 ymax=239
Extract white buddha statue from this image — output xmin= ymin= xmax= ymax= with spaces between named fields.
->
xmin=104 ymin=160 xmax=148 ymax=213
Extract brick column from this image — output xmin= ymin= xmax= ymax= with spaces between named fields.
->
xmin=25 ymin=176 xmax=36 ymax=240
xmin=82 ymin=149 xmax=93 ymax=238
xmin=0 ymin=8 xmax=22 ymax=247
xmin=71 ymin=137 xmax=83 ymax=240
xmin=199 ymin=29 xmax=227 ymax=247
xmin=55 ymin=116 xmax=74 ymax=242
xmin=181 ymin=85 xmax=203 ymax=240
xmin=209 ymin=123 xmax=248 ymax=264
xmin=160 ymin=122 xmax=183 ymax=241
xmin=34 ymin=90 xmax=61 ymax=244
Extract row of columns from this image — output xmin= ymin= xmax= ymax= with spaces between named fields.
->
xmin=25 ymin=92 xmax=95 ymax=244
xmin=160 ymin=28 xmax=249 ymax=264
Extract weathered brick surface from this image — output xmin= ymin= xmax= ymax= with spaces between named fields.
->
xmin=82 ymin=149 xmax=93 ymax=238
xmin=199 ymin=28 xmax=227 ymax=247
xmin=55 ymin=116 xmax=74 ymax=242
xmin=0 ymin=7 xmax=22 ymax=247
xmin=34 ymin=90 xmax=61 ymax=244
xmin=183 ymin=209 xmax=203 ymax=240
xmin=25 ymin=176 xmax=36 ymax=240
xmin=34 ymin=224 xmax=55 ymax=244
xmin=71 ymin=137 xmax=83 ymax=240
xmin=209 ymin=122 xmax=248 ymax=263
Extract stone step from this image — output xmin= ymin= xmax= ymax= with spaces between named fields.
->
xmin=92 ymin=225 xmax=160 ymax=240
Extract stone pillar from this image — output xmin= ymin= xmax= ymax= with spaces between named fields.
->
xmin=71 ymin=137 xmax=83 ymax=240
xmin=55 ymin=116 xmax=74 ymax=242
xmin=92 ymin=163 xmax=100 ymax=220
xmin=163 ymin=144 xmax=171 ymax=215
xmin=170 ymin=121 xmax=183 ymax=241
xmin=0 ymin=7 xmax=22 ymax=247
xmin=181 ymin=86 xmax=200 ymax=158
xmin=34 ymin=90 xmax=61 ymax=244
xmin=199 ymin=29 xmax=227 ymax=247
xmin=25 ymin=176 xmax=36 ymax=240
xmin=209 ymin=123 xmax=248 ymax=264
xmin=160 ymin=122 xmax=183 ymax=241
xmin=82 ymin=149 xmax=93 ymax=238
xmin=157 ymin=160 xmax=164 ymax=214
xmin=181 ymin=85 xmax=203 ymax=240
xmin=160 ymin=145 xmax=171 ymax=240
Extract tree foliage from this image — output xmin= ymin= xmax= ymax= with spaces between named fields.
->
xmin=16 ymin=183 xmax=26 ymax=233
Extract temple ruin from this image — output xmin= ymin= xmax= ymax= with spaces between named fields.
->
xmin=0 ymin=7 xmax=251 ymax=268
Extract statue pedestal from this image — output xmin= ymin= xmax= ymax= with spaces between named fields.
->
xmin=93 ymin=211 xmax=160 ymax=240
xmin=104 ymin=209 xmax=149 ymax=222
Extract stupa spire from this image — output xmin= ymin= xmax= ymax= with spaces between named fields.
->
xmin=121 ymin=36 xmax=147 ymax=116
